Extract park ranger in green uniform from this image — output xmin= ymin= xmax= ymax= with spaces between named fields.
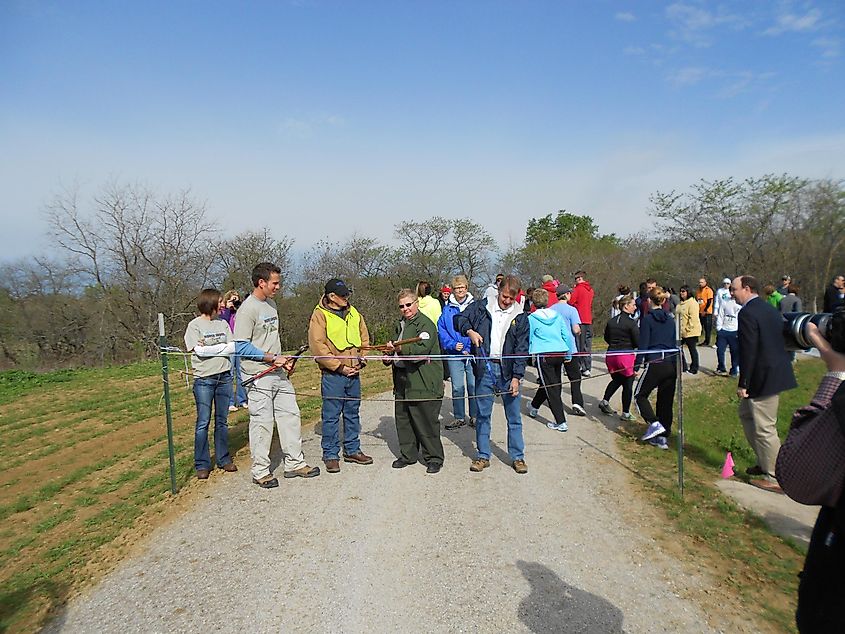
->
xmin=384 ymin=288 xmax=445 ymax=474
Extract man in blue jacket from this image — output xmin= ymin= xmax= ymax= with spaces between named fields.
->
xmin=456 ymin=275 xmax=530 ymax=474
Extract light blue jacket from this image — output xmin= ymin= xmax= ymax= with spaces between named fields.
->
xmin=528 ymin=308 xmax=574 ymax=355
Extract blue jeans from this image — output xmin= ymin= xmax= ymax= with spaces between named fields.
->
xmin=446 ymin=357 xmax=478 ymax=421
xmin=320 ymin=371 xmax=362 ymax=460
xmin=473 ymin=362 xmax=524 ymax=461
xmin=192 ymin=371 xmax=233 ymax=470
xmin=716 ymin=329 xmax=740 ymax=374
xmin=229 ymin=355 xmax=248 ymax=407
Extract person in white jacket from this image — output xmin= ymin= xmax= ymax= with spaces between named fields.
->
xmin=715 ymin=286 xmax=742 ymax=376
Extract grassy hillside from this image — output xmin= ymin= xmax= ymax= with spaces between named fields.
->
xmin=0 ymin=358 xmax=392 ymax=633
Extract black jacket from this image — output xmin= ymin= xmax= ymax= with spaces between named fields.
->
xmin=635 ymin=308 xmax=678 ymax=369
xmin=737 ymin=296 xmax=797 ymax=398
xmin=604 ymin=313 xmax=639 ymax=351
xmin=824 ymin=284 xmax=845 ymax=313
xmin=456 ymin=297 xmax=529 ymax=382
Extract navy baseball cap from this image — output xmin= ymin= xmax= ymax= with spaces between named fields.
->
xmin=325 ymin=278 xmax=351 ymax=297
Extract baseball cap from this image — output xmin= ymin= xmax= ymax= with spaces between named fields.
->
xmin=324 ymin=278 xmax=351 ymax=297
xmin=556 ymin=285 xmax=573 ymax=296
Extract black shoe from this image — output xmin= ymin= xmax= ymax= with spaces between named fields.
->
xmin=392 ymin=458 xmax=415 ymax=469
xmin=426 ymin=462 xmax=442 ymax=474
xmin=445 ymin=419 xmax=466 ymax=430
xmin=745 ymin=465 xmax=765 ymax=476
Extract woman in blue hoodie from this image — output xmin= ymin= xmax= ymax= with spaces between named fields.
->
xmin=634 ymin=287 xmax=679 ymax=450
xmin=437 ymin=275 xmax=477 ymax=430
xmin=527 ymin=288 xmax=576 ymax=432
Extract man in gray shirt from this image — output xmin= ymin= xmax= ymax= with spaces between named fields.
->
xmin=235 ymin=262 xmax=320 ymax=488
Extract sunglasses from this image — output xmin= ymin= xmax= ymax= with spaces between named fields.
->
xmin=398 ymin=300 xmax=417 ymax=309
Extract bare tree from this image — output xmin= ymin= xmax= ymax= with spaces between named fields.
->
xmin=216 ymin=229 xmax=295 ymax=294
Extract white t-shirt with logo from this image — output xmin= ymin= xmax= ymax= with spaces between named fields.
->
xmin=234 ymin=293 xmax=281 ymax=375
xmin=184 ymin=317 xmax=232 ymax=377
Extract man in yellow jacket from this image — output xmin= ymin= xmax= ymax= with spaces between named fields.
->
xmin=308 ymin=278 xmax=373 ymax=473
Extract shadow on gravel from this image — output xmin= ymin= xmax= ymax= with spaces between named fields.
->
xmin=368 ymin=416 xmax=401 ymax=457
xmin=516 ymin=560 xmax=626 ymax=633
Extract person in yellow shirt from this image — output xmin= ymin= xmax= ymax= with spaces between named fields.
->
xmin=417 ymin=280 xmax=442 ymax=324
xmin=695 ymin=277 xmax=714 ymax=347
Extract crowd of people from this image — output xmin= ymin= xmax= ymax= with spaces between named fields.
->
xmin=181 ymin=266 xmax=845 ymax=485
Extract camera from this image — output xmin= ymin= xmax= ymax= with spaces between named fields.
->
xmin=232 ymin=298 xmax=242 ymax=309
xmin=782 ymin=307 xmax=845 ymax=352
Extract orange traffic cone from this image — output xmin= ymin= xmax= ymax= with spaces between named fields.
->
xmin=721 ymin=451 xmax=735 ymax=479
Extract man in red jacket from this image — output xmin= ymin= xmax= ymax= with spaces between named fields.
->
xmin=570 ymin=270 xmax=595 ymax=376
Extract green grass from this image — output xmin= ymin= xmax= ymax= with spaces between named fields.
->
xmin=0 ymin=358 xmax=393 ymax=634
xmin=618 ymin=358 xmax=825 ymax=633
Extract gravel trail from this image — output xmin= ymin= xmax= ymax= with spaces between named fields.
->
xmin=47 ymin=362 xmax=730 ymax=633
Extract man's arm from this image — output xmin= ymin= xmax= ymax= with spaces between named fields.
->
xmin=308 ymin=310 xmax=344 ymax=373
xmin=736 ymin=307 xmax=760 ymax=396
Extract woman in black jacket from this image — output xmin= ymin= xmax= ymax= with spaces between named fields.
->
xmin=599 ymin=294 xmax=639 ymax=421
xmin=634 ymin=288 xmax=679 ymax=450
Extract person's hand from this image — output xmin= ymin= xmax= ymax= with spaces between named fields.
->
xmin=226 ymin=300 xmax=235 ymax=309
xmin=455 ymin=342 xmax=464 ymax=352
xmin=341 ymin=365 xmax=360 ymax=377
xmin=273 ymin=355 xmax=290 ymax=367
xmin=737 ymin=387 xmax=748 ymax=399
xmin=807 ymin=323 xmax=845 ymax=372
xmin=510 ymin=378 xmax=520 ymax=397
xmin=385 ymin=341 xmax=396 ymax=353
xmin=468 ymin=330 xmax=483 ymax=348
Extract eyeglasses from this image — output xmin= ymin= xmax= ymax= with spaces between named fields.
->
xmin=399 ymin=300 xmax=417 ymax=309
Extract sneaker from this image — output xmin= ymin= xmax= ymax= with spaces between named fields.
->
xmin=729 ymin=371 xmax=739 ymax=377
xmin=528 ymin=407 xmax=538 ymax=418
xmin=546 ymin=421 xmax=568 ymax=432
xmin=648 ymin=437 xmax=669 ymax=450
xmin=711 ymin=344 xmax=717 ymax=349
xmin=228 ymin=405 xmax=238 ymax=413
xmin=598 ymin=400 xmax=615 ymax=416
xmin=469 ymin=458 xmax=490 ymax=472
xmin=283 ymin=465 xmax=320 ymax=478
xmin=467 ymin=417 xmax=476 ymax=429
xmin=619 ymin=412 xmax=636 ymax=422
xmin=571 ymin=404 xmax=587 ymax=417
xmin=715 ymin=369 xmax=728 ymax=376
xmin=512 ymin=459 xmax=528 ymax=474
xmin=581 ymin=370 xmax=592 ymax=377
xmin=445 ymin=419 xmax=466 ymax=430
xmin=640 ymin=421 xmax=666 ymax=441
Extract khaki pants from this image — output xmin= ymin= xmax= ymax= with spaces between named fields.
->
xmin=244 ymin=372 xmax=306 ymax=479
xmin=738 ymin=394 xmax=780 ymax=480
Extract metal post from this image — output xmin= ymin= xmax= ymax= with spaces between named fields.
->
xmin=159 ymin=313 xmax=178 ymax=495
xmin=676 ymin=347 xmax=685 ymax=497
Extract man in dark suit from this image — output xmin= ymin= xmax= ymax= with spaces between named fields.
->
xmin=732 ymin=275 xmax=797 ymax=493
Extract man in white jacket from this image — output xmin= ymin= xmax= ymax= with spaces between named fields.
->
xmin=715 ymin=285 xmax=742 ymax=376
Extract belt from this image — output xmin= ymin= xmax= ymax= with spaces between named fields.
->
xmin=488 ymin=358 xmax=502 ymax=364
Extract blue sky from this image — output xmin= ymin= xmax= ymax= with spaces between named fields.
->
xmin=1 ymin=0 xmax=843 ymax=260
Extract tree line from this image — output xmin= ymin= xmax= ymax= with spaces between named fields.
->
xmin=1 ymin=175 xmax=842 ymax=369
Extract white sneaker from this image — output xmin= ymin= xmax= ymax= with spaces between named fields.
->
xmin=228 ymin=405 xmax=238 ymax=413
xmin=641 ymin=421 xmax=666 ymax=441
xmin=528 ymin=407 xmax=538 ymax=418
xmin=547 ymin=421 xmax=568 ymax=432
xmin=571 ymin=404 xmax=587 ymax=417
xmin=581 ymin=370 xmax=592 ymax=377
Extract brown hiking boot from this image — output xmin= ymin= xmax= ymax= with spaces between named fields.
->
xmin=512 ymin=459 xmax=528 ymax=474
xmin=283 ymin=465 xmax=321 ymax=479
xmin=343 ymin=452 xmax=373 ymax=465
xmin=196 ymin=469 xmax=210 ymax=480
xmin=469 ymin=458 xmax=490 ymax=472
xmin=324 ymin=459 xmax=340 ymax=473
xmin=221 ymin=463 xmax=238 ymax=473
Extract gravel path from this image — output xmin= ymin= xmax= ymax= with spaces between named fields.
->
xmin=47 ymin=359 xmax=730 ymax=634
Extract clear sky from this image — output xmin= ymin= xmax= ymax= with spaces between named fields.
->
xmin=1 ymin=0 xmax=843 ymax=260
